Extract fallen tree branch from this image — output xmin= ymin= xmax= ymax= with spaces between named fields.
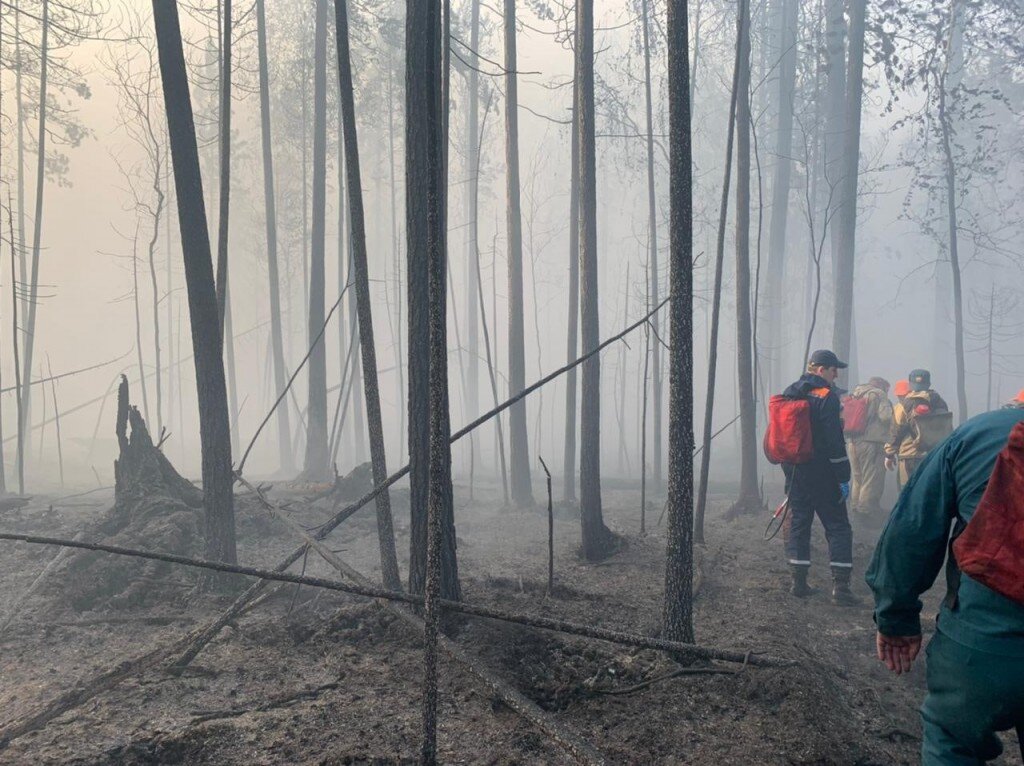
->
xmin=0 ymin=531 xmax=85 ymax=637
xmin=0 ymin=531 xmax=792 ymax=668
xmin=0 ymin=350 xmax=131 ymax=396
xmin=179 ymin=297 xmax=675 ymax=668
xmin=243 ymin=487 xmax=605 ymax=765
xmin=189 ymin=680 xmax=341 ymax=724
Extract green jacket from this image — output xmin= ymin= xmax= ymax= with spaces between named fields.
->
xmin=866 ymin=407 xmax=1024 ymax=656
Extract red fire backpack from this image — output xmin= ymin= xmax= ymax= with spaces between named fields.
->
xmin=764 ymin=395 xmax=815 ymax=465
xmin=842 ymin=395 xmax=871 ymax=438
xmin=952 ymin=421 xmax=1024 ymax=605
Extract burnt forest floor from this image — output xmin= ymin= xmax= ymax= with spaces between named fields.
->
xmin=0 ymin=476 xmax=1021 ymax=765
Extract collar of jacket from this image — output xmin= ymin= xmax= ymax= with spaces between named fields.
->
xmin=802 ymin=373 xmax=832 ymax=389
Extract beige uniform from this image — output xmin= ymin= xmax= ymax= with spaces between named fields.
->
xmin=885 ymin=389 xmax=951 ymax=486
xmin=847 ymin=383 xmax=894 ymax=516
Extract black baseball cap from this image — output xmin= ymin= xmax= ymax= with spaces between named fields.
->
xmin=909 ymin=369 xmax=931 ymax=391
xmin=808 ymin=349 xmax=848 ymax=369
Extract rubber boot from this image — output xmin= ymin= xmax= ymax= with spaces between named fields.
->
xmin=789 ymin=565 xmax=814 ymax=598
xmin=831 ymin=566 xmax=862 ymax=607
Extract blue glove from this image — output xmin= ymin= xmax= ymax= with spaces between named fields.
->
xmin=839 ymin=481 xmax=850 ymax=502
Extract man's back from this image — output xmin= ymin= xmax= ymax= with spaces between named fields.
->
xmin=889 ymin=389 xmax=950 ymax=458
xmin=868 ymin=407 xmax=1024 ymax=655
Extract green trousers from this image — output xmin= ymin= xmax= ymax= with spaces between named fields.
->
xmin=922 ymin=631 xmax=1024 ymax=764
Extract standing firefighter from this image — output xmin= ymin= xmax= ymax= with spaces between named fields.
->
xmin=764 ymin=349 xmax=857 ymax=606
xmin=885 ymin=369 xmax=952 ymax=486
xmin=844 ymin=376 xmax=894 ymax=520
xmin=1003 ymin=389 xmax=1024 ymax=410
xmin=867 ymin=407 xmax=1024 ymax=764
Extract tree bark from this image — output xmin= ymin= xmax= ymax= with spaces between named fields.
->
xmin=732 ymin=0 xmax=760 ymax=515
xmin=663 ymin=0 xmax=694 ymax=645
xmin=333 ymin=0 xmax=401 ymax=591
xmin=938 ymin=40 xmax=968 ymax=424
xmin=504 ymin=0 xmax=533 ymax=507
xmin=420 ymin=1 xmax=450 ymax=760
xmin=640 ymin=0 xmax=662 ymax=493
xmin=465 ymin=0 xmax=481 ymax=467
xmin=823 ymin=0 xmax=847 ymax=283
xmin=562 ymin=71 xmax=580 ymax=504
xmin=216 ymin=0 xmax=240 ymax=452
xmin=695 ymin=0 xmax=741 ymax=545
xmin=21 ymin=0 xmax=48 ymax=475
xmin=302 ymin=0 xmax=331 ymax=481
xmin=255 ymin=0 xmax=294 ymax=476
xmin=576 ymin=0 xmax=613 ymax=561
xmin=407 ymin=0 xmax=460 ymax=600
xmin=831 ymin=0 xmax=865 ymax=374
xmin=764 ymin=0 xmax=797 ymax=393
xmin=152 ymin=0 xmax=236 ymax=564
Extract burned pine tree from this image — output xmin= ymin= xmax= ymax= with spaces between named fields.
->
xmin=562 ymin=88 xmax=580 ymax=506
xmin=663 ymin=0 xmax=695 ymax=645
xmin=639 ymin=0 xmax=663 ymax=493
xmin=576 ymin=0 xmax=615 ymax=561
xmin=694 ymin=0 xmax=742 ymax=544
xmin=764 ymin=0 xmax=798 ymax=393
xmin=831 ymin=0 xmax=867 ymax=375
xmin=152 ymin=0 xmax=236 ymax=565
xmin=504 ymin=0 xmax=533 ymax=509
xmin=302 ymin=0 xmax=332 ymax=482
xmin=407 ymin=0 xmax=460 ymax=600
xmin=255 ymin=0 xmax=294 ymax=476
xmin=730 ymin=0 xmax=762 ymax=517
xmin=332 ymin=0 xmax=401 ymax=591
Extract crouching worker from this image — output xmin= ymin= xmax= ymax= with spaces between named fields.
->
xmin=866 ymin=406 xmax=1024 ymax=764
xmin=765 ymin=349 xmax=857 ymax=605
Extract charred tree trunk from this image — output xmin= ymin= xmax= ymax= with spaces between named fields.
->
xmin=663 ymin=0 xmax=695 ymax=645
xmin=14 ymin=6 xmax=28 ymax=324
xmin=504 ymin=0 xmax=533 ymax=507
xmin=694 ymin=0 xmax=742 ymax=544
xmin=731 ymin=0 xmax=760 ymax=516
xmin=333 ymin=0 xmax=401 ymax=591
xmin=215 ymin=0 xmax=231 ymax=325
xmin=8 ymin=201 xmax=24 ymax=495
xmin=407 ymin=0 xmax=460 ymax=600
xmin=823 ymin=0 xmax=846 ymax=284
xmin=640 ymin=0 xmax=662 ymax=493
xmin=152 ymin=0 xmax=236 ymax=564
xmin=302 ymin=0 xmax=331 ymax=481
xmin=216 ymin=0 xmax=240 ymax=452
xmin=255 ymin=0 xmax=294 ymax=476
xmin=465 ymin=0 xmax=481 ymax=464
xmin=576 ymin=0 xmax=613 ymax=561
xmin=831 ymin=0 xmax=865 ymax=375
xmin=764 ymin=0 xmax=797 ymax=392
xmin=562 ymin=75 xmax=580 ymax=504
xmin=21 ymin=0 xmax=48 ymax=473
xmin=938 ymin=53 xmax=968 ymax=424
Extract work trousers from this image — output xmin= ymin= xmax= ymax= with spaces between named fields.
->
xmin=849 ymin=440 xmax=886 ymax=515
xmin=783 ymin=465 xmax=853 ymax=568
xmin=898 ymin=456 xmax=925 ymax=489
xmin=922 ymin=631 xmax=1024 ymax=765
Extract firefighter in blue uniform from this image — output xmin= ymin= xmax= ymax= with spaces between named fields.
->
xmin=867 ymin=407 xmax=1024 ymax=765
xmin=781 ymin=349 xmax=857 ymax=605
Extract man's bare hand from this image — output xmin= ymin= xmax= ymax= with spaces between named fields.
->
xmin=884 ymin=456 xmax=896 ymax=472
xmin=876 ymin=632 xmax=922 ymax=675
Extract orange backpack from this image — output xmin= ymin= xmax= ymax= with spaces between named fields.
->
xmin=764 ymin=395 xmax=814 ymax=465
xmin=842 ymin=395 xmax=871 ymax=438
